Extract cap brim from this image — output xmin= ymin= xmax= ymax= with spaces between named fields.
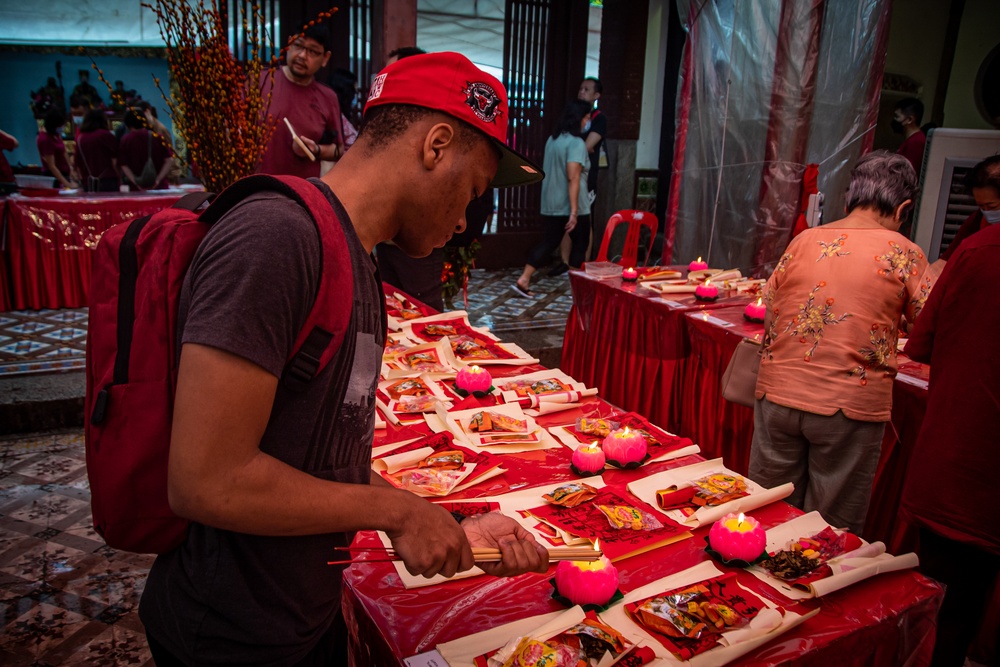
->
xmin=490 ymin=139 xmax=544 ymax=188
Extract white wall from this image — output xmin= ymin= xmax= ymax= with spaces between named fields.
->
xmin=636 ymin=0 xmax=669 ymax=171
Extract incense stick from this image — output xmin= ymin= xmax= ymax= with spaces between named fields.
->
xmin=327 ymin=546 xmax=603 ymax=566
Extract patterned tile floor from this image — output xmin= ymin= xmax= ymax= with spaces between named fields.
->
xmin=0 ymin=430 xmax=155 ymax=666
xmin=0 ymin=310 xmax=89 ymax=378
xmin=0 ymin=267 xmax=573 ymax=380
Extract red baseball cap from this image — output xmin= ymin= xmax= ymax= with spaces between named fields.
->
xmin=365 ymin=52 xmax=544 ymax=188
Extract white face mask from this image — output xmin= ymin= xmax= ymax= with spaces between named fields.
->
xmin=982 ymin=209 xmax=1000 ymax=224
xmin=72 ymin=115 xmax=83 ymax=125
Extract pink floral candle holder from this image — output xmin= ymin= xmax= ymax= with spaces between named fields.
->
xmin=743 ymin=297 xmax=766 ymax=323
xmin=694 ymin=278 xmax=719 ymax=302
xmin=708 ymin=512 xmax=766 ymax=563
xmin=454 ymin=364 xmax=494 ymax=396
xmin=552 ymin=557 xmax=620 ymax=608
xmin=570 ymin=442 xmax=606 ymax=477
xmin=602 ymin=427 xmax=648 ymax=468
xmin=621 ymin=267 xmax=638 ymax=282
xmin=688 ymin=256 xmax=709 ymax=272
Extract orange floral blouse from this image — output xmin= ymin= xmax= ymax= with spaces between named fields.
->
xmin=755 ymin=226 xmax=933 ymax=421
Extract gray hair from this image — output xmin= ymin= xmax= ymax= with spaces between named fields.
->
xmin=846 ymin=150 xmax=919 ymax=220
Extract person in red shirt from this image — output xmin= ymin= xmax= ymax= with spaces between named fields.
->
xmin=901 ymin=221 xmax=1000 ymax=667
xmin=119 ymin=109 xmax=173 ymax=191
xmin=256 ymin=25 xmax=344 ymax=178
xmin=36 ymin=108 xmax=77 ymax=190
xmin=0 ymin=128 xmax=18 ymax=183
xmin=76 ymin=109 xmax=121 ymax=192
xmin=893 ymin=97 xmax=927 ymax=176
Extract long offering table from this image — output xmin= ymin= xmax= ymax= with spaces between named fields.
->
xmin=340 ymin=285 xmax=943 ymax=667
xmin=562 ymin=269 xmax=930 ymax=554
xmin=1 ymin=191 xmax=187 ymax=310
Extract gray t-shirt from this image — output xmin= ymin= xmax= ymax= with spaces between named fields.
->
xmin=540 ymin=132 xmax=591 ymax=217
xmin=139 ymin=179 xmax=386 ymax=665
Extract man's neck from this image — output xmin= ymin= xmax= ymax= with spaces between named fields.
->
xmin=281 ymin=65 xmax=313 ymax=87
xmin=904 ymin=124 xmax=921 ymax=139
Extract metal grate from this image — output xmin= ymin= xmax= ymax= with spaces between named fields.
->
xmin=499 ymin=0 xmax=548 ymax=233
xmin=938 ymin=165 xmax=976 ymax=257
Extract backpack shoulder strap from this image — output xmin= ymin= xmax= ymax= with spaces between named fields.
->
xmin=199 ymin=174 xmax=354 ymax=390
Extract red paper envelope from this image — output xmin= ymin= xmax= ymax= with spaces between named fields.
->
xmin=526 ymin=487 xmax=690 ymax=561
xmin=374 ymin=432 xmax=503 ymax=494
xmin=624 ymin=572 xmax=770 ymax=661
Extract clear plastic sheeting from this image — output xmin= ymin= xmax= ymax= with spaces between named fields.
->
xmin=667 ymin=0 xmax=891 ymax=277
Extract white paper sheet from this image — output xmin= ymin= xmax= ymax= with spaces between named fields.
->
xmin=627 ymin=458 xmax=794 ymax=528
xmin=746 ymin=511 xmax=919 ymax=599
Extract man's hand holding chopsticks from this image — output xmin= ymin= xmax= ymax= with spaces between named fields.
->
xmin=462 ymin=512 xmax=550 ymax=577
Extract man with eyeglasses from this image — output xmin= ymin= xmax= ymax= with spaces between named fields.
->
xmin=257 ymin=25 xmax=345 ymax=178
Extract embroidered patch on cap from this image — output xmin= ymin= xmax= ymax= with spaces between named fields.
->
xmin=463 ymin=81 xmax=502 ymax=124
xmin=370 ymin=73 xmax=387 ymax=101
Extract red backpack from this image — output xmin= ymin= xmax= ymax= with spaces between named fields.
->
xmin=84 ymin=175 xmax=353 ymax=553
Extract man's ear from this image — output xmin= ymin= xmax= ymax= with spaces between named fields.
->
xmin=421 ymin=122 xmax=456 ymax=171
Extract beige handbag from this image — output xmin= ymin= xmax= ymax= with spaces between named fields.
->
xmin=720 ymin=338 xmax=761 ymax=408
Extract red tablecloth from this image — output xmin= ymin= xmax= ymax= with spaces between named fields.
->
xmin=2 ymin=192 xmax=184 ymax=310
xmin=561 ymin=269 xmax=749 ymax=432
xmin=345 ymin=421 xmax=943 ymax=666
xmin=562 ymin=272 xmax=931 ymax=550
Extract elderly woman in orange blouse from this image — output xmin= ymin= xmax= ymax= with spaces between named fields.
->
xmin=749 ymin=151 xmax=934 ymax=534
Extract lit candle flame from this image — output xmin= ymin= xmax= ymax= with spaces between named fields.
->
xmin=737 ymin=512 xmax=745 ymax=527
xmin=755 ymin=297 xmax=762 ymax=307
xmin=469 ymin=364 xmax=481 ymax=373
xmin=697 ymin=256 xmax=702 ymax=263
xmin=622 ymin=426 xmax=631 ymax=436
xmin=704 ymin=278 xmax=712 ymax=286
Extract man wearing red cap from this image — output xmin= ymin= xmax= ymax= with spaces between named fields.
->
xmin=140 ymin=52 xmax=545 ymax=665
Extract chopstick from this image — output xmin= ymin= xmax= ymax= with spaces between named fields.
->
xmin=327 ymin=546 xmax=603 ymax=566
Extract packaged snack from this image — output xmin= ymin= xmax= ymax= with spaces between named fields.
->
xmin=400 ymin=467 xmax=467 ymax=496
xmin=420 ymin=450 xmax=464 ymax=470
xmin=397 ymin=394 xmax=440 ymax=413
xmin=385 ymin=378 xmax=429 ymax=400
xmin=576 ymin=417 xmax=619 ymax=438
xmin=469 ymin=411 xmax=528 ymax=433
xmin=424 ymin=324 xmax=458 ymax=337
xmin=543 ymin=482 xmax=598 ymax=508
xmin=598 ymin=505 xmax=664 ymax=531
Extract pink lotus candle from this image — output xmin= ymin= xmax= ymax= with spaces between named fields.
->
xmin=688 ymin=256 xmax=709 ymax=272
xmin=455 ymin=365 xmax=492 ymax=393
xmin=694 ymin=278 xmax=719 ymax=302
xmin=744 ymin=296 xmax=766 ymax=323
xmin=554 ymin=557 xmax=619 ymax=607
xmin=571 ymin=442 xmax=606 ymax=475
xmin=602 ymin=426 xmax=647 ymax=465
xmin=708 ymin=512 xmax=766 ymax=562
xmin=621 ymin=267 xmax=638 ymax=282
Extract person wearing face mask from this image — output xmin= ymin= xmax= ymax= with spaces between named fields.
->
xmin=936 ymin=155 xmax=1000 ymax=267
xmin=69 ymin=95 xmax=91 ymax=140
xmin=747 ymin=151 xmax=935 ymax=535
xmin=892 ymin=97 xmax=927 ymax=176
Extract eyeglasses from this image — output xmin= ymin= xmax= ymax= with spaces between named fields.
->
xmin=290 ymin=40 xmax=325 ymax=59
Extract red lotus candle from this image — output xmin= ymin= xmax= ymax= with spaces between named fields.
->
xmin=571 ymin=441 xmax=606 ymax=476
xmin=708 ymin=512 xmax=766 ymax=562
xmin=455 ymin=364 xmax=493 ymax=394
xmin=694 ymin=278 xmax=719 ymax=302
xmin=744 ymin=296 xmax=766 ymax=323
xmin=554 ymin=556 xmax=619 ymax=607
xmin=621 ymin=267 xmax=638 ymax=282
xmin=688 ymin=256 xmax=709 ymax=272
xmin=602 ymin=426 xmax=647 ymax=465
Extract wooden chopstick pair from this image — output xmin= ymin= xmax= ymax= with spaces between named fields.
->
xmin=327 ymin=545 xmax=603 ymax=566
